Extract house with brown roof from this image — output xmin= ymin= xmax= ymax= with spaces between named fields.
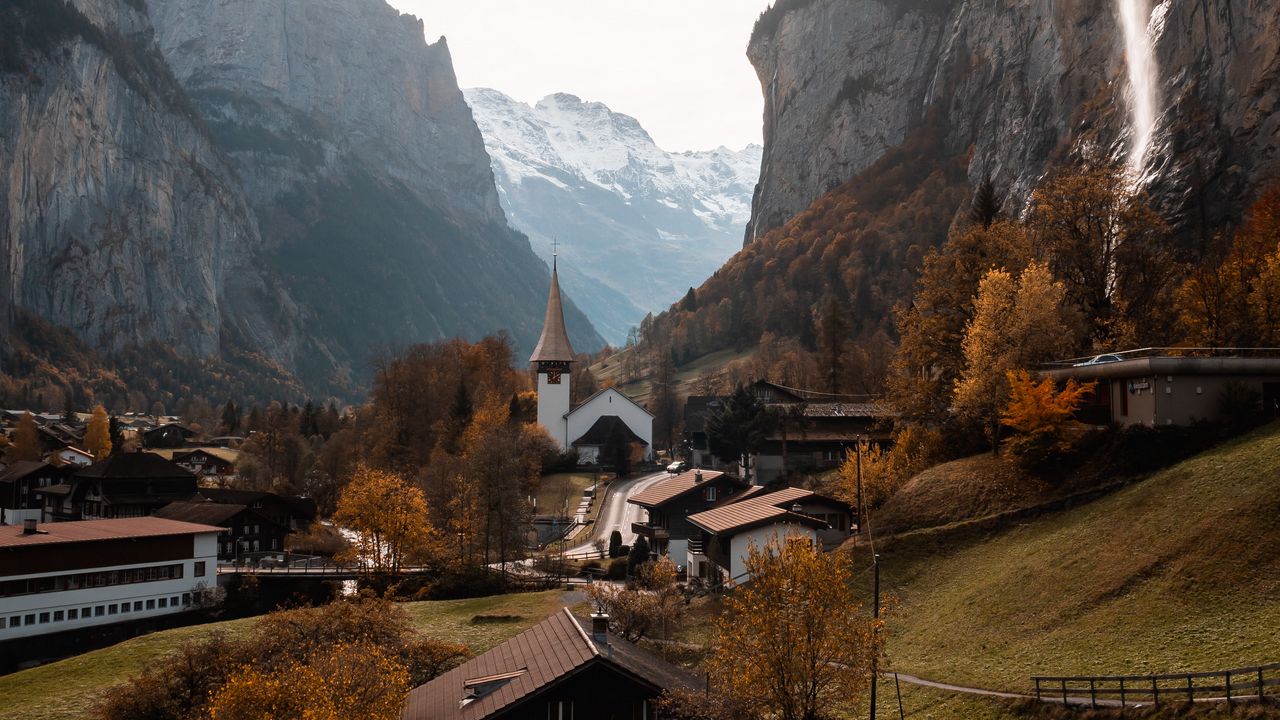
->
xmin=0 ymin=462 xmax=69 ymax=526
xmin=37 ymin=451 xmax=197 ymax=522
xmin=687 ymin=487 xmax=852 ymax=586
xmin=154 ymin=500 xmax=287 ymax=561
xmin=626 ymin=469 xmax=750 ymax=565
xmin=402 ymin=608 xmax=698 ymax=720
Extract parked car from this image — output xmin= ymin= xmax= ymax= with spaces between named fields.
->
xmin=1073 ymin=354 xmax=1123 ymax=367
xmin=666 ymin=461 xmax=688 ymax=474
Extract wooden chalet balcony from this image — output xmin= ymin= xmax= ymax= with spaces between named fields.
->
xmin=631 ymin=522 xmax=669 ymax=540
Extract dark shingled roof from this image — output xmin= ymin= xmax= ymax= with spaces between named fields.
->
xmin=627 ymin=469 xmax=746 ymax=509
xmin=571 ymin=415 xmax=648 ymax=447
xmin=529 ymin=267 xmax=575 ymax=363
xmin=687 ymin=487 xmax=832 ymax=535
xmin=75 ymin=452 xmax=195 ymax=480
xmin=154 ymin=501 xmax=247 ymax=526
xmin=401 ymin=608 xmax=698 ymax=720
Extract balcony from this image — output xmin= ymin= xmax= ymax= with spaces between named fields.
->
xmin=631 ymin=522 xmax=669 ymax=540
xmin=687 ymin=538 xmax=705 ymax=555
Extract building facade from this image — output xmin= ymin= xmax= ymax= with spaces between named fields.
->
xmin=0 ymin=518 xmax=220 ymax=640
xmin=627 ymin=470 xmax=750 ymax=563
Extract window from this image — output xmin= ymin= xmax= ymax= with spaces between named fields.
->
xmin=9 ymin=616 xmax=20 ymax=628
xmin=134 ymin=601 xmax=143 ymax=611
xmin=548 ymin=701 xmax=574 ymax=720
xmin=108 ymin=604 xmax=118 ymax=615
xmin=171 ymin=596 xmax=179 ymax=607
xmin=94 ymin=606 xmax=104 ymax=617
xmin=705 ymin=487 xmax=717 ymax=502
xmin=82 ymin=607 xmax=92 ymax=618
xmin=158 ymin=598 xmax=167 ymax=608
xmin=68 ymin=609 xmax=78 ymax=620
xmin=39 ymin=612 xmax=49 ymax=624
xmin=194 ymin=561 xmax=206 ymax=577
xmin=120 ymin=603 xmax=129 ymax=614
xmin=24 ymin=614 xmax=34 ymax=625
xmin=146 ymin=599 xmax=155 ymax=610
xmin=182 ymin=593 xmax=191 ymax=606
xmin=53 ymin=611 xmax=64 ymax=622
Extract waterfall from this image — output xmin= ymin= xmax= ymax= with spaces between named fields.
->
xmin=1117 ymin=0 xmax=1161 ymax=176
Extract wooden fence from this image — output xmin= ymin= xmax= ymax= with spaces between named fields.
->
xmin=1033 ymin=663 xmax=1280 ymax=707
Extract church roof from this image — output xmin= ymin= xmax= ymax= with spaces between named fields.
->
xmin=571 ymin=415 xmax=648 ymax=448
xmin=529 ymin=266 xmax=575 ymax=363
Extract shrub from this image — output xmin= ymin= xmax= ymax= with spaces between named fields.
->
xmin=606 ymin=558 xmax=628 ymax=580
xmin=608 ymin=530 xmax=624 ymax=558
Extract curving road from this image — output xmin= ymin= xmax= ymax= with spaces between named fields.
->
xmin=565 ymin=470 xmax=668 ymax=556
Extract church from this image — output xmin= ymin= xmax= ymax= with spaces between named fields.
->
xmin=531 ymin=259 xmax=654 ymax=463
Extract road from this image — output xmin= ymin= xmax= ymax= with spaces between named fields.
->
xmin=565 ymin=470 xmax=668 ymax=556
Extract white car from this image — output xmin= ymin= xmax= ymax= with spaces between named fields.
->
xmin=1073 ymin=354 xmax=1123 ymax=367
xmin=666 ymin=461 xmax=688 ymax=474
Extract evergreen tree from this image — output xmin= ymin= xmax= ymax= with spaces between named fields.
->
xmin=705 ymin=385 xmax=775 ymax=482
xmin=108 ymin=416 xmax=123 ymax=455
xmin=970 ymin=176 xmax=1003 ymax=229
xmin=608 ymin=530 xmax=624 ymax=559
xmin=818 ymin=296 xmax=851 ymax=395
xmin=221 ymin=400 xmax=240 ymax=435
xmin=628 ymin=535 xmax=651 ymax=576
xmin=62 ymin=391 xmax=76 ymax=425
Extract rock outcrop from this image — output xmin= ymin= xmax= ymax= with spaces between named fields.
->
xmin=746 ymin=0 xmax=1280 ymax=242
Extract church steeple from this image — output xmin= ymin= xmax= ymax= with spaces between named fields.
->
xmin=532 ymin=245 xmax=574 ymax=448
xmin=529 ymin=251 xmax=575 ymax=363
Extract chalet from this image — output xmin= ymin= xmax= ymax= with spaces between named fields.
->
xmin=748 ymin=381 xmax=891 ymax=485
xmin=402 ymin=608 xmax=699 ymax=720
xmin=142 ymin=423 xmax=196 ymax=449
xmin=153 ymin=501 xmax=287 ymax=560
xmin=0 ymin=462 xmax=68 ymax=526
xmin=687 ymin=486 xmax=853 ymax=586
xmin=626 ymin=469 xmax=751 ymax=564
xmin=36 ymin=423 xmax=84 ymax=454
xmin=170 ymin=448 xmax=239 ymax=485
xmin=49 ymin=447 xmax=94 ymax=467
xmin=1044 ymin=355 xmax=1280 ymax=427
xmin=38 ymin=452 xmax=197 ymax=521
xmin=570 ymin=415 xmax=648 ymax=466
xmin=0 ymin=517 xmax=218 ymax=641
xmin=195 ymin=488 xmax=317 ymax=532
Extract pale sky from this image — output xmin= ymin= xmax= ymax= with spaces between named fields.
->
xmin=388 ymin=0 xmax=771 ymax=152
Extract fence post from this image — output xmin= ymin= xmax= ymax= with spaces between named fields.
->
xmin=1119 ymin=677 xmax=1125 ymax=707
xmin=1034 ymin=678 xmax=1041 ymax=702
xmin=1152 ymin=676 xmax=1159 ymax=706
xmin=1260 ymin=667 xmax=1266 ymax=703
xmin=1062 ymin=679 xmax=1068 ymax=705
xmin=1187 ymin=674 xmax=1194 ymax=703
xmin=1226 ymin=671 xmax=1232 ymax=705
xmin=1090 ymin=679 xmax=1096 ymax=709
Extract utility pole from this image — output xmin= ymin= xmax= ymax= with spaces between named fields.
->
xmin=855 ymin=436 xmax=864 ymax=527
xmin=870 ymin=553 xmax=880 ymax=720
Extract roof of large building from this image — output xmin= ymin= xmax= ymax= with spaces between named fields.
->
xmin=154 ymin=501 xmax=249 ymax=526
xmin=402 ymin=608 xmax=697 ymax=720
xmin=687 ymin=486 xmax=834 ymax=535
xmin=571 ymin=415 xmax=648 ymax=447
xmin=0 ymin=461 xmax=62 ymax=484
xmin=529 ymin=266 xmax=575 ymax=363
xmin=197 ymin=488 xmax=318 ymax=519
xmin=626 ymin=469 xmax=742 ymax=508
xmin=74 ymin=451 xmax=195 ymax=480
xmin=0 ymin=517 xmax=222 ymax=548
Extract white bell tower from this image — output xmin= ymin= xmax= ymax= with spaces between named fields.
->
xmin=530 ymin=248 xmax=574 ymax=448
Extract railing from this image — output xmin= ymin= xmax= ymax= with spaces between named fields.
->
xmin=219 ymin=563 xmax=434 ymax=576
xmin=631 ymin=522 xmax=669 ymax=539
xmin=1033 ymin=663 xmax=1280 ymax=707
xmin=1043 ymin=347 xmax=1280 ymax=368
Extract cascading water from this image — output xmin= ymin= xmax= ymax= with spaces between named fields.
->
xmin=1116 ymin=0 xmax=1162 ymax=177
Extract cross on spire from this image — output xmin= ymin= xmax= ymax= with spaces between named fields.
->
xmin=551 ymin=238 xmax=560 ymax=271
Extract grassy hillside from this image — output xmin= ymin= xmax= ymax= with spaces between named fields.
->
xmin=589 ymin=345 xmax=758 ymax=403
xmin=0 ymin=590 xmax=567 ymax=720
xmin=873 ymin=423 xmax=1280 ymax=692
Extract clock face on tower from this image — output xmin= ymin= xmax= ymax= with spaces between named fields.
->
xmin=547 ymin=369 xmax=563 ymax=385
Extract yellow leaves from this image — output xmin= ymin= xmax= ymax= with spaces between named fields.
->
xmin=333 ymin=464 xmax=440 ymax=574
xmin=206 ymin=641 xmax=409 ymax=720
xmin=84 ymin=404 xmax=112 ymax=461
xmin=708 ymin=535 xmax=884 ymax=720
xmin=7 ymin=412 xmax=40 ymax=462
xmin=1000 ymin=370 xmax=1095 ymax=464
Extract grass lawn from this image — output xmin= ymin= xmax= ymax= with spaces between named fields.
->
xmin=0 ymin=590 xmax=568 ymax=720
xmin=535 ymin=472 xmax=596 ymax=518
xmin=873 ymin=423 xmax=1280 ymax=692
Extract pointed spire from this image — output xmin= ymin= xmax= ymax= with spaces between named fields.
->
xmin=530 ymin=262 xmax=575 ymax=363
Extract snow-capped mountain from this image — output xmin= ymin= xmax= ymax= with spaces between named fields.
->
xmin=464 ymin=88 xmax=762 ymax=345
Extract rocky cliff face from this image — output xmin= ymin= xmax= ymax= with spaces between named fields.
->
xmin=746 ymin=0 xmax=1280 ymax=242
xmin=144 ymin=0 xmax=602 ymax=390
xmin=0 ymin=0 xmax=291 ymax=359
xmin=465 ymin=88 xmax=761 ymax=344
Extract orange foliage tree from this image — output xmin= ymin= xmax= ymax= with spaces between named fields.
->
xmin=705 ymin=535 xmax=884 ymax=720
xmin=1000 ymin=370 xmax=1095 ymax=466
xmin=333 ymin=465 xmax=440 ymax=576
xmin=84 ymin=404 xmax=112 ymax=460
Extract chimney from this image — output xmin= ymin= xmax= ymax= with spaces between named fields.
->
xmin=22 ymin=519 xmax=38 ymax=535
xmin=591 ymin=612 xmax=609 ymax=643
xmin=694 ymin=471 xmax=703 ymax=483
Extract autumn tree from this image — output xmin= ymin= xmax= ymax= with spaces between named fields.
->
xmin=84 ymin=405 xmax=112 ymax=460
xmin=1000 ymin=370 xmax=1095 ymax=467
xmin=705 ymin=384 xmax=775 ymax=482
xmin=707 ymin=535 xmax=884 ymax=720
xmin=1028 ymin=163 xmax=1172 ymax=348
xmin=817 ymin=295 xmax=852 ymax=394
xmin=887 ymin=219 xmax=1033 ymax=428
xmin=954 ymin=263 xmax=1074 ymax=452
xmin=585 ymin=555 xmax=682 ymax=641
xmin=649 ymin=351 xmax=679 ymax=452
xmin=7 ymin=412 xmax=40 ymax=462
xmin=334 ymin=465 xmax=440 ymax=576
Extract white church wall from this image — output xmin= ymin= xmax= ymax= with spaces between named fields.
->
xmin=536 ymin=371 xmax=571 ymax=448
xmin=566 ymin=388 xmax=654 ymax=458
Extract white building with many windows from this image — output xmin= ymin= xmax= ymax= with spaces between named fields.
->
xmin=0 ymin=517 xmax=220 ymax=639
